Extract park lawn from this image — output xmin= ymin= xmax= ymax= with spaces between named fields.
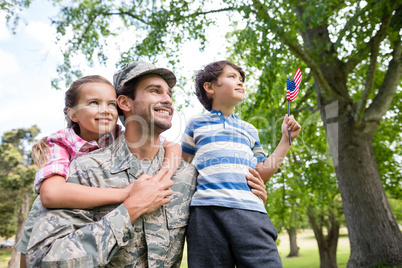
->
xmin=180 ymin=228 xmax=350 ymax=268
xmin=278 ymin=228 xmax=350 ymax=268
xmin=0 ymin=249 xmax=12 ymax=267
xmin=1 ymin=229 xmax=350 ymax=267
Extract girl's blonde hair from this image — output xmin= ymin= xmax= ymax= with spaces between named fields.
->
xmin=31 ymin=75 xmax=114 ymax=167
xmin=32 ymin=137 xmax=50 ymax=167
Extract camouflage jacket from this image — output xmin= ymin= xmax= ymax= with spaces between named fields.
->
xmin=26 ymin=135 xmax=197 ymax=267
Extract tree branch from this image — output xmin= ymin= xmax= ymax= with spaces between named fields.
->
xmin=104 ymin=11 xmax=149 ymax=25
xmin=355 ymin=10 xmax=393 ymax=124
xmin=251 ymin=0 xmax=348 ymax=102
xmin=364 ymin=37 xmax=401 ymax=123
xmin=106 ymin=7 xmax=234 ymax=28
xmin=171 ymin=7 xmax=234 ymax=22
xmin=278 ymin=102 xmax=319 ymax=117
xmin=293 ymin=106 xmax=319 ymax=114
xmin=344 ymin=1 xmax=398 ymax=74
xmin=75 ymin=14 xmax=96 ymax=48
xmin=335 ymin=3 xmax=373 ymax=50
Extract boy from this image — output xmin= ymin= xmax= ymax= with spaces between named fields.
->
xmin=181 ymin=60 xmax=301 ymax=267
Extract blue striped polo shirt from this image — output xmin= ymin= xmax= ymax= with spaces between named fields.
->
xmin=181 ymin=110 xmax=267 ymax=213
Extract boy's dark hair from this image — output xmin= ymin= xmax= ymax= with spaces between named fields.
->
xmin=195 ymin=60 xmax=246 ymax=111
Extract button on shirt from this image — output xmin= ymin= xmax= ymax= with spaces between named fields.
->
xmin=181 ymin=110 xmax=267 ymax=213
xmin=33 ymin=125 xmax=123 ymax=193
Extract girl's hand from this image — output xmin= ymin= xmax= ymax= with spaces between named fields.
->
xmin=155 ymin=165 xmax=175 ymax=187
xmin=247 ymin=168 xmax=267 ymax=204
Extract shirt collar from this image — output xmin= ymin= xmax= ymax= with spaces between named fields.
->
xmin=109 ymin=134 xmax=164 ymax=176
xmin=210 ymin=109 xmax=239 ymax=119
xmin=68 ymin=128 xmax=98 ymax=153
xmin=69 ymin=124 xmax=123 ymax=153
xmin=98 ymin=124 xmax=124 ymax=148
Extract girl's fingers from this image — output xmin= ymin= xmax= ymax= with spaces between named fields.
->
xmin=154 ymin=167 xmax=170 ymax=181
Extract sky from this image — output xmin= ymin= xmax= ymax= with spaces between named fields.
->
xmin=0 ymin=0 xmax=232 ymax=144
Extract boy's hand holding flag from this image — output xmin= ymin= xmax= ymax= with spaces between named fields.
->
xmin=286 ymin=68 xmax=302 ymax=145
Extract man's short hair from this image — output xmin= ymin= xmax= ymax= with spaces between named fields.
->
xmin=113 ymin=61 xmax=176 ymax=116
xmin=114 ymin=61 xmax=176 ymax=98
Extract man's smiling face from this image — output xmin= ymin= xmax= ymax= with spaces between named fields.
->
xmin=130 ymin=74 xmax=174 ymax=132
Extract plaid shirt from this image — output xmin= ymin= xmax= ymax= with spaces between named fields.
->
xmin=33 ymin=125 xmax=123 ymax=193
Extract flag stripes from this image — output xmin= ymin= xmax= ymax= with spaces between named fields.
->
xmin=287 ymin=68 xmax=302 ymax=101
xmin=294 ymin=68 xmax=302 ymax=90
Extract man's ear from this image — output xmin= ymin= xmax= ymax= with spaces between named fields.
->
xmin=203 ymin=82 xmax=214 ymax=99
xmin=67 ymin=108 xmax=79 ymax=123
xmin=117 ymin=95 xmax=131 ymax=113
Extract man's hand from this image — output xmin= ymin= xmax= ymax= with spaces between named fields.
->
xmin=123 ymin=168 xmax=173 ymax=224
xmin=282 ymin=114 xmax=301 ymax=142
xmin=247 ymin=168 xmax=267 ymax=204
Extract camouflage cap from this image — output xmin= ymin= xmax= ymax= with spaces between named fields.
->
xmin=113 ymin=61 xmax=176 ymax=93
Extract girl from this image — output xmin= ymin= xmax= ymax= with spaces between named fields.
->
xmin=17 ymin=75 xmax=181 ymax=267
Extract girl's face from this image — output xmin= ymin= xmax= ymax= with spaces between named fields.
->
xmin=69 ymin=82 xmax=118 ymax=141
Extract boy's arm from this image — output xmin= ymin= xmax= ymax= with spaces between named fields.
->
xmin=40 ymin=175 xmax=132 ymax=208
xmin=181 ymin=120 xmax=196 ymax=164
xmin=256 ymin=139 xmax=291 ymax=182
xmin=256 ymin=114 xmax=301 ymax=182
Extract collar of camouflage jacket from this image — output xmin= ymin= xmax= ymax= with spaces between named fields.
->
xmin=109 ymin=135 xmax=165 ymax=179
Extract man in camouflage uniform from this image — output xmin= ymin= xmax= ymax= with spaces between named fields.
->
xmin=26 ymin=61 xmax=197 ymax=267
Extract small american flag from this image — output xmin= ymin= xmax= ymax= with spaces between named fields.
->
xmin=287 ymin=68 xmax=302 ymax=101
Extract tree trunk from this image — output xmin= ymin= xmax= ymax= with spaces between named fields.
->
xmin=307 ymin=206 xmax=339 ymax=268
xmin=329 ymin=114 xmax=402 ymax=267
xmin=296 ymin=10 xmax=402 ymax=265
xmin=8 ymin=192 xmax=30 ymax=268
xmin=286 ymin=226 xmax=299 ymax=257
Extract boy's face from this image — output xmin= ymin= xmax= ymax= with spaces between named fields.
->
xmin=207 ymin=65 xmax=245 ymax=108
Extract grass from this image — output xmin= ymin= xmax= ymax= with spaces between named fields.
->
xmin=0 ymin=249 xmax=12 ymax=267
xmin=180 ymin=228 xmax=350 ymax=268
xmin=277 ymin=228 xmax=350 ymax=268
xmin=1 ymin=229 xmax=350 ymax=268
